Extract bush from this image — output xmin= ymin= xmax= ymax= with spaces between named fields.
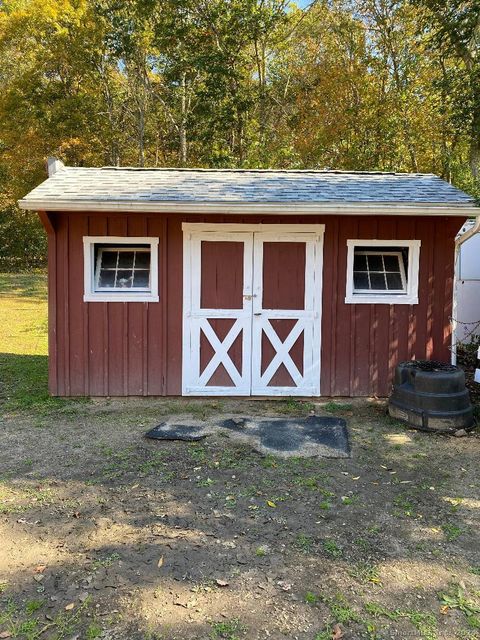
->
xmin=0 ymin=207 xmax=47 ymax=271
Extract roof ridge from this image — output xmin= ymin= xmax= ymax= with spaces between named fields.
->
xmin=62 ymin=166 xmax=437 ymax=177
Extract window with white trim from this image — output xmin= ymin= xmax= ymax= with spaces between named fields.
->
xmin=83 ymin=236 xmax=159 ymax=302
xmin=345 ymin=239 xmax=420 ymax=305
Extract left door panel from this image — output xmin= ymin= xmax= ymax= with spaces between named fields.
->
xmin=183 ymin=231 xmax=253 ymax=395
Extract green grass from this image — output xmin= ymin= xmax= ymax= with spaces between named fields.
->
xmin=364 ymin=602 xmax=438 ymax=639
xmin=0 ymin=273 xmax=90 ymax=415
xmin=442 ymin=523 xmax=463 ymax=542
xmin=294 ymin=533 xmax=314 ymax=553
xmin=0 ymin=273 xmax=65 ymax=412
xmin=440 ymin=586 xmax=480 ymax=628
xmin=323 ymin=401 xmax=353 ymax=413
xmin=210 ymin=618 xmax=247 ymax=639
xmin=322 ymin=538 xmax=343 ymax=558
xmin=0 ymin=595 xmax=92 ymax=640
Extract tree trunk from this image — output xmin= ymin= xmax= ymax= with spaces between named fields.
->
xmin=470 ymin=104 xmax=480 ymax=180
xmin=179 ymin=72 xmax=188 ymax=165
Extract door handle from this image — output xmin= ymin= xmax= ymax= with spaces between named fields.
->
xmin=254 ymin=312 xmax=262 ymax=316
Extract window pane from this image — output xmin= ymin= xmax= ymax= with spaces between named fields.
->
xmin=370 ymin=273 xmax=387 ymax=290
xmin=353 ymin=253 xmax=368 ymax=271
xmin=100 ymin=251 xmax=117 ymax=269
xmin=353 ymin=271 xmax=370 ymax=290
xmin=98 ymin=270 xmax=116 ymax=288
xmin=117 ymin=251 xmax=135 ymax=269
xmin=386 ymin=272 xmax=404 ymax=290
xmin=94 ymin=244 xmax=153 ymax=293
xmin=135 ymin=251 xmax=150 ymax=269
xmin=367 ymin=254 xmax=383 ymax=271
xmin=133 ymin=270 xmax=150 ymax=288
xmin=116 ymin=270 xmax=133 ymax=288
xmin=384 ymin=255 xmax=401 ymax=272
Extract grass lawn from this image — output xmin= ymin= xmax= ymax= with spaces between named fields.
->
xmin=1 ymin=273 xmax=480 ymax=640
xmin=0 ymin=273 xmax=51 ymax=411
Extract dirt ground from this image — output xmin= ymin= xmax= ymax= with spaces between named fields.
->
xmin=1 ymin=396 xmax=480 ymax=640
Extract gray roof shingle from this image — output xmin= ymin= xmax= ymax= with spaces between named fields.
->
xmin=18 ymin=165 xmax=477 ymax=213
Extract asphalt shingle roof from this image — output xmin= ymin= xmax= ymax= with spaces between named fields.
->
xmin=18 ymin=165 xmax=477 ymax=212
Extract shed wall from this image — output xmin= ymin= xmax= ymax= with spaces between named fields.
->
xmin=46 ymin=212 xmax=461 ymax=397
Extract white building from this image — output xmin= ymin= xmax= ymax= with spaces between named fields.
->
xmin=456 ymin=220 xmax=480 ymax=343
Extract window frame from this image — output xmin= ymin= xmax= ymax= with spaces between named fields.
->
xmin=345 ymin=239 xmax=421 ymax=305
xmin=83 ymin=236 xmax=159 ymax=302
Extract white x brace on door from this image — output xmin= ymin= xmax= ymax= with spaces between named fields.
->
xmin=182 ymin=224 xmax=324 ymax=396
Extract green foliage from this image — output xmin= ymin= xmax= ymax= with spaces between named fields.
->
xmin=322 ymin=538 xmax=343 ymax=558
xmin=440 ymin=585 xmax=480 ymax=626
xmin=210 ymin=618 xmax=247 ymax=639
xmin=305 ymin=591 xmax=318 ymax=604
xmin=442 ymin=523 xmax=463 ymax=542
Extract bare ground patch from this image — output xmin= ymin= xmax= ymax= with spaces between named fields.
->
xmin=0 ymin=397 xmax=479 ymax=640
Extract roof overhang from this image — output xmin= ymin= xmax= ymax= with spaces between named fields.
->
xmin=17 ymin=199 xmax=478 ymax=217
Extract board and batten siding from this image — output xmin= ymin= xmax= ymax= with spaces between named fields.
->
xmin=44 ymin=211 xmax=461 ymax=397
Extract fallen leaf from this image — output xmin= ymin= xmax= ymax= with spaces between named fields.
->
xmin=266 ymin=500 xmax=277 ymax=508
xmin=0 ymin=631 xmax=13 ymax=638
xmin=65 ymin=603 xmax=75 ymax=611
xmin=157 ymin=556 xmax=164 ymax=568
xmin=440 ymin=605 xmax=450 ymax=615
xmin=352 ymin=476 xmax=360 ymax=481
xmin=216 ymin=579 xmax=229 ymax=587
xmin=34 ymin=565 xmax=46 ymax=574
xmin=332 ymin=623 xmax=344 ymax=639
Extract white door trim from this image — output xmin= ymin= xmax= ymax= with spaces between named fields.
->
xmin=182 ymin=224 xmax=325 ymax=396
xmin=182 ymin=222 xmax=325 ymax=234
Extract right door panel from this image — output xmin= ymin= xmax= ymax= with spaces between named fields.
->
xmin=251 ymin=231 xmax=323 ymax=396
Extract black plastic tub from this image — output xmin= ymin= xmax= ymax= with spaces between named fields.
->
xmin=388 ymin=360 xmax=474 ymax=432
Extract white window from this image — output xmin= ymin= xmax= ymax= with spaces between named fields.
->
xmin=345 ymin=239 xmax=420 ymax=305
xmin=83 ymin=236 xmax=159 ymax=302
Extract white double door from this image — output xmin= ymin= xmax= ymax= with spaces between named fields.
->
xmin=182 ymin=224 xmax=324 ymax=396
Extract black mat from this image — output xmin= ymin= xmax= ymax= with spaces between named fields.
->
xmin=145 ymin=424 xmax=207 ymax=442
xmin=145 ymin=415 xmax=350 ymax=457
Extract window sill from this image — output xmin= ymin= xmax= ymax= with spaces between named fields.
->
xmin=84 ymin=294 xmax=159 ymax=303
xmin=345 ymin=295 xmax=418 ymax=305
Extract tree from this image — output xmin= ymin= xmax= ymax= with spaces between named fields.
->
xmin=415 ymin=0 xmax=480 ymax=184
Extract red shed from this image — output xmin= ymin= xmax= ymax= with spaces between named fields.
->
xmin=19 ymin=162 xmax=478 ymax=398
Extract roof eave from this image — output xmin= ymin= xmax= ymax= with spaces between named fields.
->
xmin=17 ymin=199 xmax=478 ymax=217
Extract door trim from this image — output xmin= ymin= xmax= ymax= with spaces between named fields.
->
xmin=183 ymin=223 xmax=325 ymax=234
xmin=182 ymin=223 xmax=325 ymax=396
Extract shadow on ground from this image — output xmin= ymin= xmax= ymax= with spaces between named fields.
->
xmin=1 ymin=398 xmax=479 ymax=639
